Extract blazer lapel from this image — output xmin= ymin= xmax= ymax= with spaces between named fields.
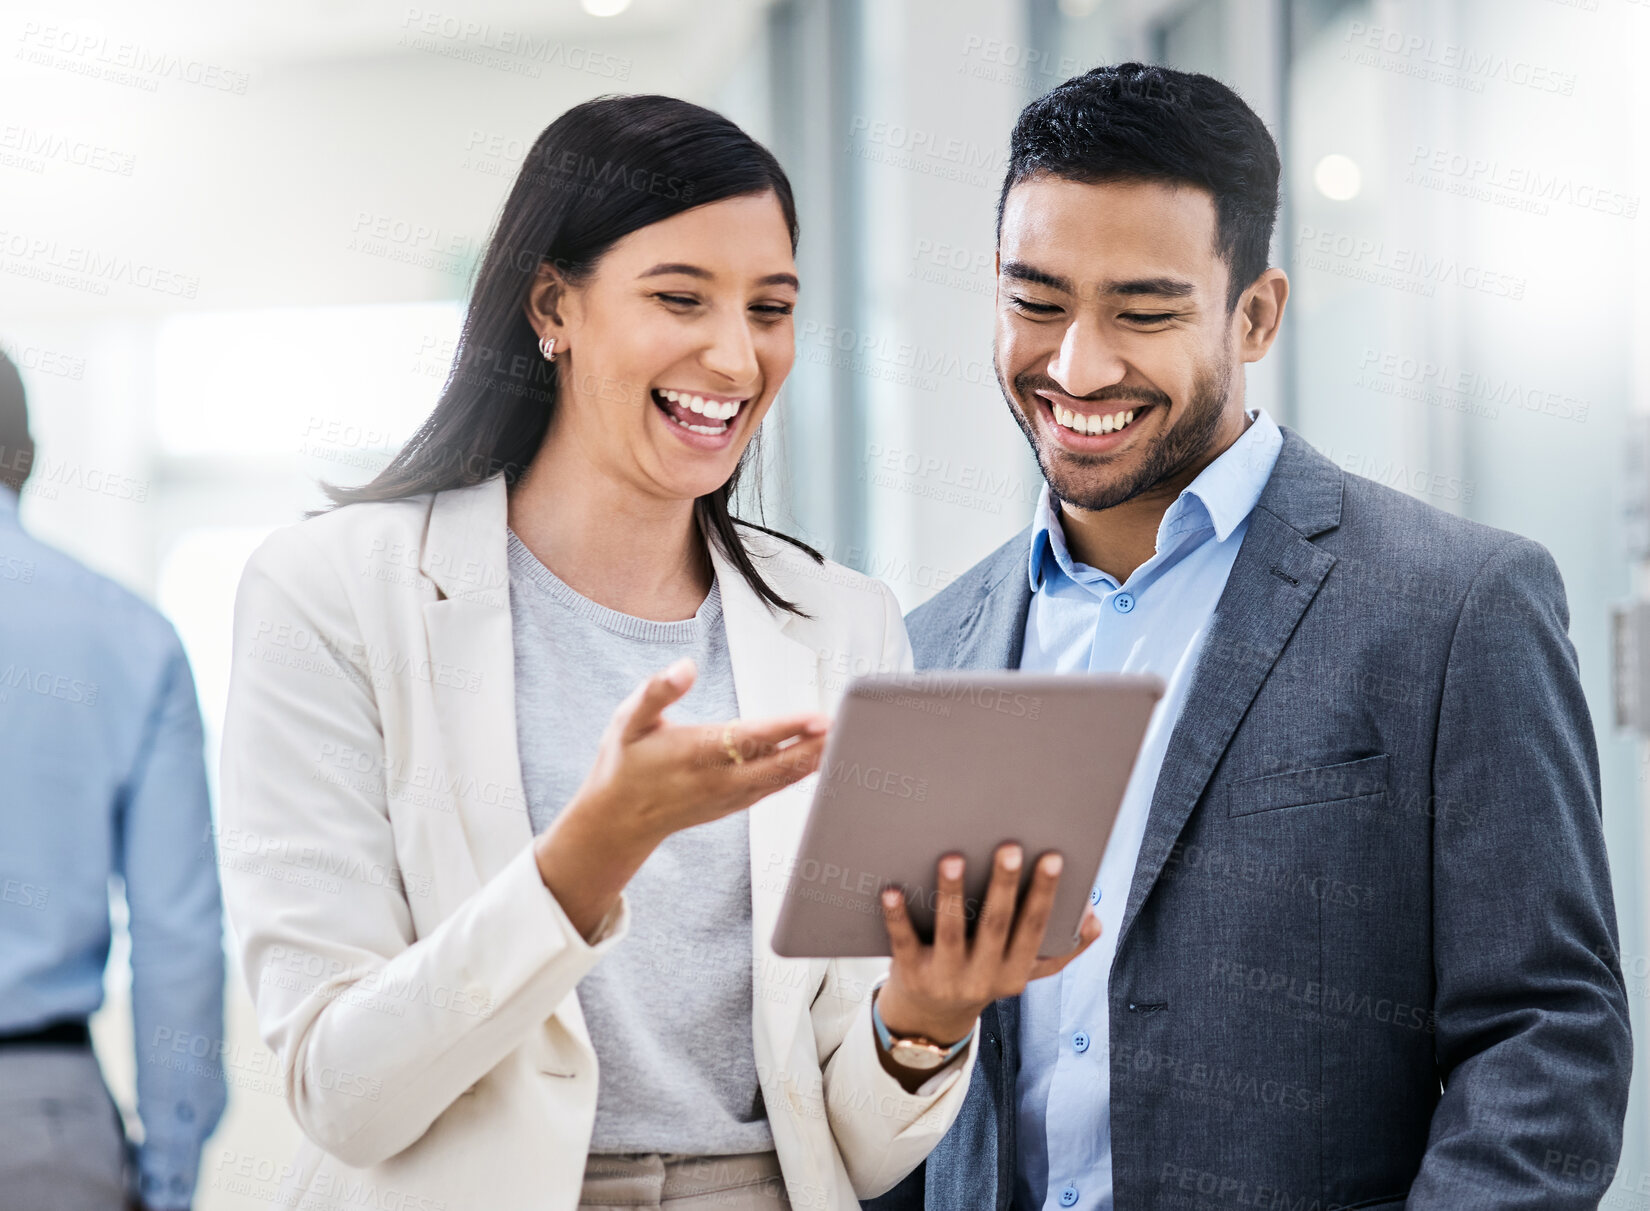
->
xmin=418 ymin=477 xmax=533 ymax=894
xmin=1116 ymin=430 xmax=1344 ymax=949
xmin=711 ymin=537 xmax=828 ymax=1067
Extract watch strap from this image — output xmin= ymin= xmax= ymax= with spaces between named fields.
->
xmin=871 ymin=984 xmax=973 ymax=1063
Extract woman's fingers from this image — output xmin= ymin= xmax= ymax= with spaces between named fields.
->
xmin=972 ymin=843 xmax=1024 ymax=963
xmin=721 ymin=711 xmax=830 ymax=762
xmin=1027 ymin=908 xmax=1102 ymax=982
xmin=617 ymin=659 xmax=697 ymax=742
xmin=931 ymin=853 xmax=969 ymax=962
xmin=729 ymin=732 xmax=827 ymax=797
xmin=1002 ymin=851 xmax=1065 ymax=974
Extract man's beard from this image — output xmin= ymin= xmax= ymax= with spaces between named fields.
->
xmin=999 ymin=357 xmax=1233 ymax=513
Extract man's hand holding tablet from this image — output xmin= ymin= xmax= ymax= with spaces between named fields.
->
xmin=873 ymin=843 xmax=1102 ymax=1089
xmin=768 ymin=671 xmax=1164 ymax=1089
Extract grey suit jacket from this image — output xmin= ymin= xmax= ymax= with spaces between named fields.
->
xmin=868 ymin=429 xmax=1631 ymax=1211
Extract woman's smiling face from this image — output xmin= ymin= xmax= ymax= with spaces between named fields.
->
xmin=529 ymin=191 xmax=799 ymax=504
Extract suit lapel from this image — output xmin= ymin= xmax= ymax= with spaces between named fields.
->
xmin=1116 ymin=430 xmax=1343 ymax=948
xmin=952 ymin=530 xmax=1034 ymax=671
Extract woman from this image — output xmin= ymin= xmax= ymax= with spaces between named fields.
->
xmin=220 ymin=95 xmax=1097 ymax=1211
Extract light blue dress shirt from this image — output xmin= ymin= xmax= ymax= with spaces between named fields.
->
xmin=0 ymin=487 xmax=226 ymax=1210
xmin=1014 ymin=409 xmax=1283 ymax=1211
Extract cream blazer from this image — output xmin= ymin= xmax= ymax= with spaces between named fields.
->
xmin=218 ymin=475 xmax=974 ymax=1211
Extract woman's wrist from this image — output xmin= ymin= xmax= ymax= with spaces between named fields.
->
xmin=533 ymin=788 xmax=657 ymax=939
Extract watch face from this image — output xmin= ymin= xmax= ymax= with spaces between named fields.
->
xmin=890 ymin=1040 xmax=947 ymax=1070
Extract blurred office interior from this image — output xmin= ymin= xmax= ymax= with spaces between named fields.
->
xmin=1 ymin=0 xmax=1646 ymax=1203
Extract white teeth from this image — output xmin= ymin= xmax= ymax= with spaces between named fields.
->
xmin=656 ymin=391 xmax=746 ymax=421
xmin=669 ymin=412 xmax=725 ymax=435
xmin=1053 ymin=403 xmax=1140 ymax=436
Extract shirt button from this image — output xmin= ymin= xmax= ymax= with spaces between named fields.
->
xmin=1113 ymin=592 xmax=1135 ymax=613
xmin=1089 ymin=887 xmax=1101 ymax=905
xmin=1072 ymin=1031 xmax=1090 ymax=1054
xmin=1060 ymin=1186 xmax=1080 ymax=1207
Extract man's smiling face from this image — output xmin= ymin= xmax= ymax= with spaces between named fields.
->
xmin=993 ymin=175 xmax=1247 ymax=513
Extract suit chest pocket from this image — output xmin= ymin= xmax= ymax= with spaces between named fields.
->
xmin=1227 ymin=753 xmax=1389 ymax=817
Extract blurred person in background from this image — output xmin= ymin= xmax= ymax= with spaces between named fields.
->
xmin=0 ymin=349 xmax=227 ymax=1211
xmin=875 ymin=63 xmax=1631 ymax=1211
xmin=218 ymin=95 xmax=1096 ymax=1211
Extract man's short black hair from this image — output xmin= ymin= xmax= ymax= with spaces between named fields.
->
xmin=997 ymin=62 xmax=1282 ymax=311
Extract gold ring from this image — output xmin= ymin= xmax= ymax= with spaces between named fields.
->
xmin=722 ymin=725 xmax=744 ymax=765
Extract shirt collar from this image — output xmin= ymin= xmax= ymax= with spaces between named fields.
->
xmin=1028 ymin=406 xmax=1283 ymax=592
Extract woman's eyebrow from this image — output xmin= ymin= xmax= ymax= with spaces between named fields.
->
xmin=639 ymin=262 xmax=712 ymax=279
xmin=636 ymin=265 xmax=797 ymax=290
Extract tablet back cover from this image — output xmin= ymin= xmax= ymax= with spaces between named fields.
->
xmin=770 ymin=671 xmax=1163 ymax=959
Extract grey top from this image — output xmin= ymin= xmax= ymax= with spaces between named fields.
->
xmin=507 ymin=530 xmax=771 ymax=1155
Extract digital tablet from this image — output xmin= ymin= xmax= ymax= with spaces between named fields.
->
xmin=770 ymin=671 xmax=1164 ymax=959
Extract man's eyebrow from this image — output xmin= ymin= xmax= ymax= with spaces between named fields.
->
xmin=1000 ymin=262 xmax=1197 ymax=301
xmin=1000 ymin=260 xmax=1073 ymax=292
xmin=1103 ymin=277 xmax=1197 ymax=299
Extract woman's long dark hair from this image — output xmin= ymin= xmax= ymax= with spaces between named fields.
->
xmin=325 ymin=94 xmax=821 ymax=614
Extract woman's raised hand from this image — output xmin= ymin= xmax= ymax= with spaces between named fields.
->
xmin=533 ymin=658 xmax=829 ymax=938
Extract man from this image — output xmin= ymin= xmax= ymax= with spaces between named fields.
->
xmin=874 ymin=64 xmax=1630 ymax=1210
xmin=0 ymin=350 xmax=227 ymax=1210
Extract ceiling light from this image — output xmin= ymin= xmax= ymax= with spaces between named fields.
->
xmin=1313 ymin=153 xmax=1363 ymax=201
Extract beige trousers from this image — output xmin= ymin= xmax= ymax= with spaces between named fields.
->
xmin=579 ymin=1151 xmax=791 ymax=1210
